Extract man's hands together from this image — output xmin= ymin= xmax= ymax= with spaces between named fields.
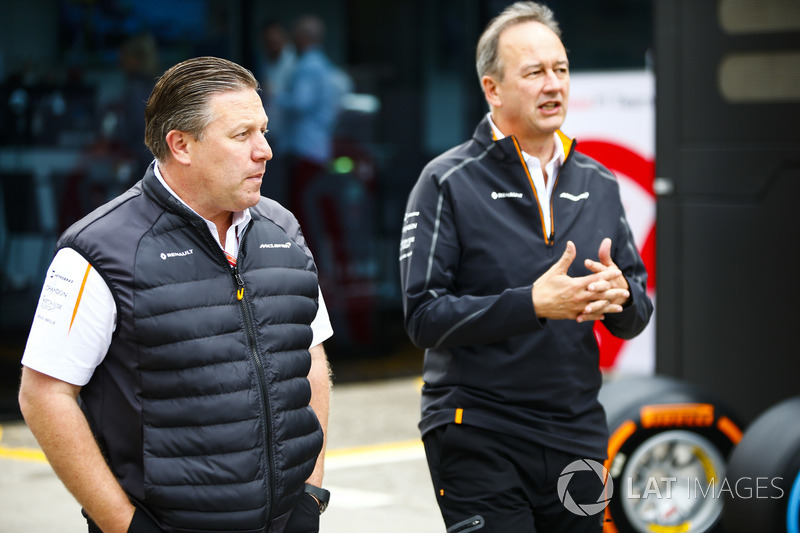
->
xmin=532 ymin=238 xmax=630 ymax=323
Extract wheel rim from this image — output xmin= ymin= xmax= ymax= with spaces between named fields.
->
xmin=619 ymin=430 xmax=726 ymax=532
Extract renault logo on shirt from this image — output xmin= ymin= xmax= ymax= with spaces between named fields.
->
xmin=160 ymin=249 xmax=194 ymax=260
xmin=491 ymin=191 xmax=524 ymax=200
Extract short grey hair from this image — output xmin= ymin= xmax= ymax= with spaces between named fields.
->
xmin=144 ymin=56 xmax=259 ymax=161
xmin=476 ymin=2 xmax=561 ymax=82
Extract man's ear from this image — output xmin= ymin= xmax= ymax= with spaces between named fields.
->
xmin=482 ymin=75 xmax=502 ymax=108
xmin=165 ymin=130 xmax=193 ymax=165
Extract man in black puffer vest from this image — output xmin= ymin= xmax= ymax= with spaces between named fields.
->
xmin=19 ymin=56 xmax=332 ymax=533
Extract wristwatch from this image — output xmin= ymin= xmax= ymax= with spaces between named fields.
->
xmin=304 ymin=483 xmax=330 ymax=514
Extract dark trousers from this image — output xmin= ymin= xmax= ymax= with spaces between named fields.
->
xmin=86 ymin=508 xmax=162 ymax=532
xmin=422 ymin=424 xmax=606 ymax=533
xmin=85 ymin=494 xmax=318 ymax=532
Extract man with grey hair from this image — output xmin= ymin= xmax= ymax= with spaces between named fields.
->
xmin=19 ymin=56 xmax=332 ymax=533
xmin=400 ymin=2 xmax=652 ymax=531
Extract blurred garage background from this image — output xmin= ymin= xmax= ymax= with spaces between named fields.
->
xmin=1 ymin=0 xmax=798 ymax=429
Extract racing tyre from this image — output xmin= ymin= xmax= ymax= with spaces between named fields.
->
xmin=722 ymin=396 xmax=800 ymax=533
xmin=598 ymin=375 xmax=743 ymax=533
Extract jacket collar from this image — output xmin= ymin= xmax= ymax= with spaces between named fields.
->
xmin=141 ymin=161 xmax=208 ymax=229
xmin=473 ymin=114 xmax=575 ymax=162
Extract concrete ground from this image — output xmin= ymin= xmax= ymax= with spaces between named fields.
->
xmin=0 ymin=376 xmax=444 ymax=533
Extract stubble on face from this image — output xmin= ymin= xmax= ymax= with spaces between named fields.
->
xmin=187 ymin=89 xmax=270 ymax=224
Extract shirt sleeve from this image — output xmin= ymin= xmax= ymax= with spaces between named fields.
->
xmin=310 ymin=286 xmax=333 ymax=348
xmin=21 ymin=248 xmax=116 ymax=386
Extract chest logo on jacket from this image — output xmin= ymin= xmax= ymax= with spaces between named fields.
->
xmin=491 ymin=191 xmax=524 ymax=200
xmin=559 ymin=191 xmax=590 ymax=202
xmin=159 ymin=249 xmax=194 ymax=260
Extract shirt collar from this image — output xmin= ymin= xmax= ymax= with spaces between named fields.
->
xmin=152 ymin=161 xmax=252 ymax=232
xmin=486 ymin=113 xmax=565 ymax=167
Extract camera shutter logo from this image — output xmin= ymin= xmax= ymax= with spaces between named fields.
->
xmin=557 ymin=459 xmax=614 ymax=516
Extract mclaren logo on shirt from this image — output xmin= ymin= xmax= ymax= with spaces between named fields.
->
xmin=160 ymin=249 xmax=194 ymax=260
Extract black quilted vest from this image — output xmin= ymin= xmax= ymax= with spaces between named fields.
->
xmin=59 ymin=165 xmax=323 ymax=532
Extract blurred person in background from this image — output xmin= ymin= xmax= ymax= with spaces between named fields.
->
xmin=117 ymin=32 xmax=161 ymax=179
xmin=259 ymin=19 xmax=296 ymax=116
xmin=277 ymin=14 xmax=349 ymax=238
xmin=257 ymin=19 xmax=296 ymax=205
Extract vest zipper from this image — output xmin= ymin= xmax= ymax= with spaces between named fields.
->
xmin=232 ymin=266 xmax=277 ymax=523
xmin=198 ymin=220 xmax=277 ymax=522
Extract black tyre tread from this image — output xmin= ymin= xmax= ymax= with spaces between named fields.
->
xmin=722 ymin=396 xmax=800 ymax=533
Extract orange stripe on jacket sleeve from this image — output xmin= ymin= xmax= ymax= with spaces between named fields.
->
xmin=69 ymin=264 xmax=93 ymax=334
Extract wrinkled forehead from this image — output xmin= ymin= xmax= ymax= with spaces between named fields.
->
xmin=206 ymin=89 xmax=267 ymax=128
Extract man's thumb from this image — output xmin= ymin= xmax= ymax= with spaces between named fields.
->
xmin=553 ymin=241 xmax=576 ymax=272
xmin=598 ymin=237 xmax=613 ymax=266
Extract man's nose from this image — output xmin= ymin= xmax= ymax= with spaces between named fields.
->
xmin=543 ymin=70 xmax=565 ymax=92
xmin=254 ymin=134 xmax=273 ymax=161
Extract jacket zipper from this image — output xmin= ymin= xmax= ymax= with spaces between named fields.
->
xmin=510 ymin=136 xmax=557 ymax=247
xmin=546 ymin=173 xmax=559 ymax=245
